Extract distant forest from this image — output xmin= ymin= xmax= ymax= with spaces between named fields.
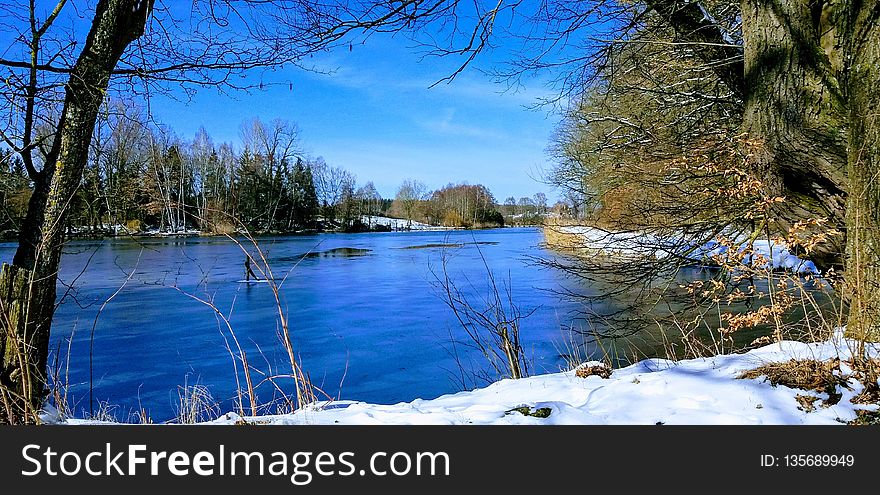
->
xmin=0 ymin=102 xmax=551 ymax=239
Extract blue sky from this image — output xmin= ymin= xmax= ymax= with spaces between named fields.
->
xmin=148 ymin=33 xmax=561 ymax=202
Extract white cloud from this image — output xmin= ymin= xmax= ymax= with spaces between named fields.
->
xmin=416 ymin=107 xmax=508 ymax=141
xmin=299 ymin=48 xmax=557 ymax=112
xmin=401 ymin=75 xmax=557 ymax=109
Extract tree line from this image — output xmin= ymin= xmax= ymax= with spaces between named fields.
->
xmin=389 ymin=180 xmax=509 ymax=228
xmin=1 ymin=113 xmax=352 ymax=236
xmin=0 ymin=101 xmax=532 ymax=238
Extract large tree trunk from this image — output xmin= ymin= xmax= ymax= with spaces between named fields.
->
xmin=844 ymin=1 xmax=880 ymax=341
xmin=0 ymin=0 xmax=153 ymax=423
xmin=740 ymin=0 xmax=849 ymax=271
xmin=647 ymin=0 xmax=850 ymax=272
xmin=655 ymin=0 xmax=880 ymax=336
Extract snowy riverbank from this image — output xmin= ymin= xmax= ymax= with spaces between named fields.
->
xmin=546 ymin=225 xmax=818 ymax=274
xmin=52 ymin=216 xmax=454 ymax=241
xmin=360 ymin=215 xmax=457 ymax=232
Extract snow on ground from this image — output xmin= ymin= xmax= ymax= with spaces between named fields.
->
xmin=68 ymin=224 xmax=186 ymax=236
xmin=555 ymin=226 xmax=818 ymax=273
xmin=362 ymin=215 xmax=456 ymax=231
xmin=191 ymin=332 xmax=877 ymax=425
xmin=555 ymin=226 xmax=669 ymax=258
xmin=143 ymin=228 xmax=202 ymax=236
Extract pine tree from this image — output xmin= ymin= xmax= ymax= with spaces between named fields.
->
xmin=290 ymin=158 xmax=319 ymax=229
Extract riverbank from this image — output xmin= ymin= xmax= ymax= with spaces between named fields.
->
xmin=0 ymin=216 xmax=520 ymax=243
xmin=542 ymin=222 xmax=818 ymax=273
xmin=50 ymin=330 xmax=879 ymax=425
xmin=0 ymin=216 xmax=461 ymax=242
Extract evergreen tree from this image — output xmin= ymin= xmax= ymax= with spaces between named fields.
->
xmin=291 ymin=158 xmax=319 ymax=229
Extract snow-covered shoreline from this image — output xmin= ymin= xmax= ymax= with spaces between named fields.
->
xmin=60 ymin=216 xmax=457 ymax=240
xmin=547 ymin=225 xmax=819 ymax=274
xmin=360 ymin=215 xmax=457 ymax=232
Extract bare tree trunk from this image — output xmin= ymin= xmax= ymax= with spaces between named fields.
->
xmin=647 ymin=0 xmax=848 ymax=271
xmin=644 ymin=0 xmax=880 ymax=337
xmin=740 ymin=0 xmax=848 ymax=271
xmin=0 ymin=0 xmax=153 ymax=423
xmin=844 ymin=1 xmax=880 ymax=340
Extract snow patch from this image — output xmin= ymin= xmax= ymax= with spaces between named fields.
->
xmin=556 ymin=226 xmax=818 ymax=274
xmin=362 ymin=216 xmax=456 ymax=231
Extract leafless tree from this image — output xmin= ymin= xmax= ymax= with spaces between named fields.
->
xmin=311 ymin=157 xmax=354 ymax=226
xmin=394 ymin=178 xmax=427 ymax=227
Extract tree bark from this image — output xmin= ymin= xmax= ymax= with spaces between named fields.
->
xmin=0 ymin=0 xmax=153 ymax=423
xmin=655 ymin=0 xmax=880 ymax=337
xmin=647 ymin=1 xmax=849 ymax=272
xmin=844 ymin=0 xmax=880 ymax=340
xmin=740 ymin=0 xmax=849 ymax=272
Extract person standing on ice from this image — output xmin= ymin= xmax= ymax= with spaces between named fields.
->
xmin=244 ymin=255 xmax=260 ymax=281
